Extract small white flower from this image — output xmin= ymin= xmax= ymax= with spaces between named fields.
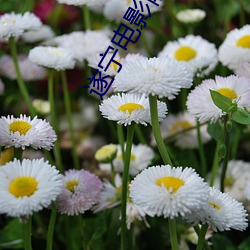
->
xmin=130 ymin=165 xmax=209 ymax=218
xmin=113 ymin=57 xmax=193 ymax=99
xmin=0 ymin=12 xmax=41 ymax=42
xmin=22 ymin=24 xmax=55 ymax=43
xmin=158 ymin=35 xmax=218 ymax=77
xmin=0 ymin=114 xmax=57 ymax=150
xmin=99 ymin=144 xmax=155 ymax=176
xmin=151 ymin=112 xmax=210 ymax=149
xmin=218 ymin=24 xmax=250 ymax=70
xmin=186 ymin=187 xmax=248 ymax=232
xmin=235 ymin=62 xmax=250 ymax=78
xmin=32 ymin=99 xmax=50 ymax=115
xmin=99 ymin=93 xmax=167 ymax=126
xmin=28 ymin=46 xmax=76 ymax=71
xmin=56 ymin=0 xmax=106 ymax=7
xmin=0 ymin=55 xmax=47 ymax=81
xmin=0 ymin=158 xmax=62 ymax=217
xmin=176 ymin=9 xmax=206 ymax=23
xmin=187 ymin=75 xmax=250 ymax=123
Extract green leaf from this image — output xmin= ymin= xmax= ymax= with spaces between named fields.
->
xmin=207 ymin=122 xmax=223 ymax=141
xmin=238 ymin=237 xmax=250 ymax=250
xmin=232 ymin=109 xmax=250 ymax=125
xmin=209 ymin=90 xmax=234 ymax=112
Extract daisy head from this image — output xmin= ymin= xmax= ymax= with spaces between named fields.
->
xmin=28 ymin=46 xmax=76 ymax=71
xmin=56 ymin=169 xmax=102 ymax=216
xmin=99 ymin=93 xmax=167 ymax=126
xmin=130 ymin=165 xmax=209 ymax=219
xmin=186 ymin=187 xmax=248 ymax=232
xmin=56 ymin=0 xmax=105 ymax=7
xmin=176 ymin=9 xmax=206 ymax=23
xmin=113 ymin=57 xmax=193 ymax=99
xmin=158 ymin=35 xmax=218 ymax=77
xmin=218 ymin=25 xmax=250 ymax=70
xmin=187 ymin=75 xmax=250 ymax=123
xmin=151 ymin=112 xmax=210 ymax=149
xmin=0 ymin=158 xmax=62 ymax=217
xmin=0 ymin=114 xmax=57 ymax=150
xmin=0 ymin=12 xmax=41 ymax=42
xmin=99 ymin=144 xmax=155 ymax=176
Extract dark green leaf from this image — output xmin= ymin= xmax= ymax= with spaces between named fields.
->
xmin=232 ymin=109 xmax=250 ymax=125
xmin=209 ymin=90 xmax=234 ymax=112
xmin=207 ymin=122 xmax=223 ymax=141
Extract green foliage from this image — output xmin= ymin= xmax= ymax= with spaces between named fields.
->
xmin=232 ymin=108 xmax=250 ymax=125
xmin=207 ymin=122 xmax=223 ymax=141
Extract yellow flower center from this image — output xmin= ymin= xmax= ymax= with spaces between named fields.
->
xmin=110 ymin=60 xmax=121 ymax=72
xmin=216 ymin=88 xmax=237 ymax=99
xmin=3 ymin=19 xmax=16 ymax=25
xmin=174 ymin=46 xmax=197 ymax=61
xmin=0 ymin=148 xmax=14 ymax=166
xmin=118 ymin=153 xmax=136 ymax=161
xmin=118 ymin=103 xmax=144 ymax=114
xmin=224 ymin=176 xmax=234 ymax=187
xmin=236 ymin=35 xmax=250 ymax=48
xmin=51 ymin=48 xmax=64 ymax=56
xmin=66 ymin=180 xmax=79 ymax=192
xmin=9 ymin=177 xmax=38 ymax=197
xmin=171 ymin=120 xmax=192 ymax=134
xmin=9 ymin=121 xmax=32 ymax=135
xmin=155 ymin=176 xmax=184 ymax=193
xmin=208 ymin=201 xmax=220 ymax=210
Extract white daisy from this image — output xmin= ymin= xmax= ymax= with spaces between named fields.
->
xmin=151 ymin=112 xmax=210 ymax=149
xmin=0 ymin=158 xmax=62 ymax=217
xmin=186 ymin=187 xmax=248 ymax=232
xmin=32 ymin=99 xmax=50 ymax=115
xmin=130 ymin=165 xmax=209 ymax=218
xmin=176 ymin=9 xmax=206 ymax=23
xmin=53 ymin=30 xmax=111 ymax=62
xmin=99 ymin=144 xmax=155 ymax=176
xmin=158 ymin=35 xmax=218 ymax=77
xmin=0 ymin=12 xmax=41 ymax=42
xmin=22 ymin=24 xmax=55 ymax=43
xmin=28 ymin=46 xmax=76 ymax=71
xmin=218 ymin=25 xmax=250 ymax=70
xmin=187 ymin=75 xmax=250 ymax=123
xmin=235 ymin=62 xmax=250 ymax=78
xmin=0 ymin=114 xmax=57 ymax=150
xmin=245 ymin=183 xmax=250 ymax=201
xmin=0 ymin=55 xmax=47 ymax=81
xmin=113 ymin=57 xmax=193 ymax=99
xmin=99 ymin=93 xmax=167 ymax=126
xmin=56 ymin=0 xmax=105 ymax=7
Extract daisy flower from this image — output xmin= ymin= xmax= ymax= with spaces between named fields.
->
xmin=113 ymin=57 xmax=193 ymax=99
xmin=176 ymin=9 xmax=206 ymax=23
xmin=22 ymin=24 xmax=55 ymax=43
xmin=0 ymin=114 xmax=57 ymax=150
xmin=0 ymin=12 xmax=41 ymax=42
xmin=186 ymin=187 xmax=248 ymax=232
xmin=99 ymin=93 xmax=167 ymax=126
xmin=28 ymin=46 xmax=76 ymax=71
xmin=0 ymin=158 xmax=62 ymax=217
xmin=99 ymin=144 xmax=155 ymax=176
xmin=95 ymin=144 xmax=118 ymax=163
xmin=151 ymin=112 xmax=211 ymax=149
xmin=56 ymin=169 xmax=102 ymax=216
xmin=0 ymin=55 xmax=47 ymax=81
xmin=32 ymin=99 xmax=50 ymax=115
xmin=187 ymin=75 xmax=250 ymax=123
xmin=93 ymin=174 xmax=122 ymax=212
xmin=56 ymin=0 xmax=105 ymax=7
xmin=53 ymin=30 xmax=111 ymax=62
xmin=235 ymin=62 xmax=250 ymax=78
xmin=158 ymin=35 xmax=218 ymax=77
xmin=218 ymin=25 xmax=250 ymax=70
xmin=130 ymin=165 xmax=209 ymax=218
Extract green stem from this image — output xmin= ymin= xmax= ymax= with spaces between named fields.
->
xmin=117 ymin=124 xmax=125 ymax=156
xmin=231 ymin=126 xmax=240 ymax=159
xmin=48 ymin=70 xmax=63 ymax=172
xmin=149 ymin=95 xmax=172 ymax=165
xmin=196 ymin=120 xmax=207 ymax=179
xmin=46 ymin=203 xmax=57 ymax=250
xmin=9 ymin=37 xmax=36 ymax=117
xmin=82 ymin=5 xmax=91 ymax=30
xmin=196 ymin=224 xmax=209 ymax=250
xmin=238 ymin=0 xmax=246 ymax=26
xmin=111 ymin=161 xmax=116 ymax=186
xmin=220 ymin=116 xmax=231 ymax=192
xmin=194 ymin=226 xmax=211 ymax=250
xmin=209 ymin=141 xmax=221 ymax=186
xmin=78 ymin=215 xmax=88 ymax=250
xmin=168 ymin=218 xmax=179 ymax=250
xmin=21 ymin=216 xmax=32 ymax=250
xmin=121 ymin=124 xmax=135 ymax=250
xmin=14 ymin=148 xmax=23 ymax=160
xmin=61 ymin=71 xmax=80 ymax=169
xmin=135 ymin=125 xmax=147 ymax=144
